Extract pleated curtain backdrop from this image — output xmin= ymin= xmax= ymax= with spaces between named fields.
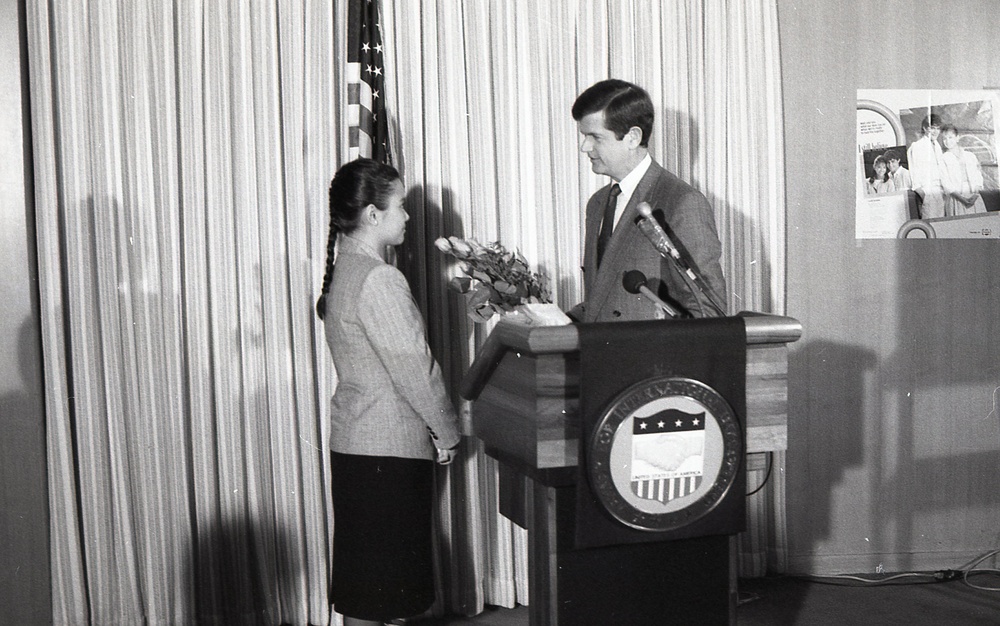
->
xmin=27 ymin=1 xmax=784 ymax=624
xmin=28 ymin=2 xmax=345 ymax=624
xmin=382 ymin=0 xmax=788 ymax=607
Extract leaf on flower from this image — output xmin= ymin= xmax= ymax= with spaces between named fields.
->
xmin=468 ymin=284 xmax=493 ymax=308
xmin=494 ymin=280 xmax=518 ymax=295
xmin=470 ymin=305 xmax=494 ymax=322
xmin=472 ymin=270 xmax=491 ymax=283
xmin=448 ymin=276 xmax=472 ymax=293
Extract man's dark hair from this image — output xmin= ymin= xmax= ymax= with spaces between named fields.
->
xmin=572 ymin=79 xmax=654 ymax=147
xmin=921 ymin=113 xmax=943 ymax=132
xmin=883 ymin=148 xmax=903 ymax=163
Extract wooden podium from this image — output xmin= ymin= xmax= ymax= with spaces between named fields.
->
xmin=461 ymin=313 xmax=801 ymax=626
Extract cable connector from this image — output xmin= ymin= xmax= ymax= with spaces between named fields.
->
xmin=934 ymin=569 xmax=961 ymax=581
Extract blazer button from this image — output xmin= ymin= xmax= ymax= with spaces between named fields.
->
xmin=612 ymin=310 xmax=622 ymax=318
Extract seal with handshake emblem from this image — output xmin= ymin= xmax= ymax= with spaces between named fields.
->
xmin=588 ymin=376 xmax=742 ymax=532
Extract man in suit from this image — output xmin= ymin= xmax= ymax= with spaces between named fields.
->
xmin=567 ymin=79 xmax=727 ymax=323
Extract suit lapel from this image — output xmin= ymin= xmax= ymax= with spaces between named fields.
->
xmin=584 ymin=187 xmax=609 ymax=273
xmin=587 ymin=162 xmax=664 ymax=319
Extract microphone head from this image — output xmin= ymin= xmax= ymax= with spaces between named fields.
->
xmin=636 ymin=201 xmax=654 ymax=219
xmin=622 ymin=270 xmax=647 ymax=294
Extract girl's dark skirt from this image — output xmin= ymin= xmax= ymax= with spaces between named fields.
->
xmin=329 ymin=451 xmax=435 ymax=621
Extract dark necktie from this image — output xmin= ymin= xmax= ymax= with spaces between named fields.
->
xmin=596 ymin=183 xmax=621 ymax=267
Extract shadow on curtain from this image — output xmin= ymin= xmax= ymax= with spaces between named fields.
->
xmin=26 ymin=0 xmax=784 ymax=624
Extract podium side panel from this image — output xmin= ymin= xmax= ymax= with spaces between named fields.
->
xmin=746 ymin=343 xmax=788 ymax=453
xmin=473 ymin=350 xmax=579 ymax=471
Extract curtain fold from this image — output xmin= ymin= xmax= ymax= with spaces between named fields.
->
xmin=29 ymin=1 xmax=343 ymax=623
xmin=29 ymin=0 xmax=784 ymax=623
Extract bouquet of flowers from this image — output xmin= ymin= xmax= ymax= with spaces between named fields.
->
xmin=434 ymin=236 xmax=552 ymax=322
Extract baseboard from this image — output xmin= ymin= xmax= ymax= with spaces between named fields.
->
xmin=785 ymin=550 xmax=988 ymax=575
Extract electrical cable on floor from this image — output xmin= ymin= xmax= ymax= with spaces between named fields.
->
xmin=784 ymin=547 xmax=1000 ymax=591
xmin=736 ymin=590 xmax=761 ymax=606
xmin=794 ymin=572 xmax=943 ymax=586
xmin=745 ymin=451 xmax=772 ymax=497
xmin=959 ymin=548 xmax=1000 ymax=592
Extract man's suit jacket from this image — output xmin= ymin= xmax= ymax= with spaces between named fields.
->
xmin=324 ymin=236 xmax=461 ymax=460
xmin=575 ymin=159 xmax=727 ymax=323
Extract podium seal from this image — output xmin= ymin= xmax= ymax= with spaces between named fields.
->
xmin=588 ymin=376 xmax=742 ymax=532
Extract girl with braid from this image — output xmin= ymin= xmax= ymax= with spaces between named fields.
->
xmin=316 ymin=158 xmax=461 ymax=626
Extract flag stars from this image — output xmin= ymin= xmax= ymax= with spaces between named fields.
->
xmin=350 ymin=0 xmax=391 ymax=163
xmin=635 ymin=412 xmax=706 ymax=435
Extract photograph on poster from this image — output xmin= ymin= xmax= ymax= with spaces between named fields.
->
xmin=856 ymin=89 xmax=1000 ymax=239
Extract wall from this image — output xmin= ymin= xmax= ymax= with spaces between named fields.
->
xmin=780 ymin=0 xmax=1000 ymax=574
xmin=0 ymin=0 xmax=50 ymax=622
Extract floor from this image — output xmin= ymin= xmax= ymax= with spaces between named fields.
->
xmin=411 ymin=574 xmax=1000 ymax=625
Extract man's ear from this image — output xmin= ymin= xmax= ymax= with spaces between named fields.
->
xmin=626 ymin=126 xmax=643 ymax=148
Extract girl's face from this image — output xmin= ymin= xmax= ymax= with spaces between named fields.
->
xmin=874 ymin=161 xmax=886 ymax=176
xmin=942 ymin=132 xmax=959 ymax=150
xmin=375 ymin=179 xmax=409 ymax=246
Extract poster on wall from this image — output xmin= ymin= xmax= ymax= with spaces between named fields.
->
xmin=856 ymin=89 xmax=1000 ymax=239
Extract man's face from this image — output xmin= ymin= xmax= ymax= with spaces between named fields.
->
xmin=887 ymin=159 xmax=900 ymax=173
xmin=577 ymin=111 xmax=633 ymax=181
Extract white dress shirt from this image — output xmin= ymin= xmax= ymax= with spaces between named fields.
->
xmin=611 ymin=153 xmax=653 ymax=229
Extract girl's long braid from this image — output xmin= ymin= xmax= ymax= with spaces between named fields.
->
xmin=315 ymin=182 xmax=341 ymax=319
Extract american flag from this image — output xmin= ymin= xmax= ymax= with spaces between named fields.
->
xmin=347 ymin=0 xmax=391 ymax=163
xmin=630 ymin=409 xmax=706 ymax=504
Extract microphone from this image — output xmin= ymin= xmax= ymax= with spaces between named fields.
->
xmin=636 ymin=202 xmax=684 ymax=263
xmin=634 ymin=202 xmax=726 ymax=316
xmin=622 ymin=270 xmax=681 ymax=318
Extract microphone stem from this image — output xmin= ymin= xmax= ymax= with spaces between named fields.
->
xmin=638 ymin=285 xmax=681 ymax=318
xmin=636 ymin=210 xmax=727 ymax=316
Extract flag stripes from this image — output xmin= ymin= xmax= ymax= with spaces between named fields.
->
xmin=347 ymin=0 xmax=390 ymax=163
xmin=632 ymin=475 xmax=702 ymax=503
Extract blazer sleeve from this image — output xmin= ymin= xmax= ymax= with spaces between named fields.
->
xmin=666 ymin=190 xmax=728 ymax=315
xmin=357 ymin=265 xmax=462 ymax=449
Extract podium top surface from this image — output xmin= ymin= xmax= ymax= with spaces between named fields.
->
xmin=460 ymin=312 xmax=801 ymax=400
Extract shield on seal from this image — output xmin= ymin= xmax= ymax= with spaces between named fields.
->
xmin=630 ymin=408 xmax=706 ymax=503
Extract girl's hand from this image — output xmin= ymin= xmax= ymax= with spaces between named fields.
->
xmin=436 ymin=447 xmax=457 ymax=465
